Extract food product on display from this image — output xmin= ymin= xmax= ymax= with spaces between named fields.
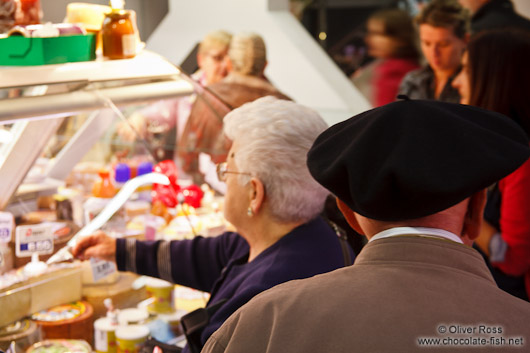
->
xmin=181 ymin=184 xmax=204 ymax=208
xmin=31 ymin=301 xmax=86 ymax=322
xmin=65 ymin=3 xmax=110 ymax=31
xmin=156 ymin=310 xmax=186 ymax=337
xmin=126 ymin=214 xmax=166 ymax=235
xmin=26 ymin=339 xmax=92 ymax=353
xmin=7 ymin=23 xmax=85 ymax=37
xmin=114 ymin=163 xmax=131 ymax=191
xmin=150 ymin=200 xmax=173 ymax=225
xmin=152 ymin=160 xmax=180 ymax=208
xmin=0 ymin=0 xmax=16 ymax=33
xmin=92 ymin=170 xmax=116 ymax=198
xmin=101 ymin=8 xmax=136 ymax=60
xmin=124 ymin=201 xmax=150 ymax=219
xmin=82 ymin=272 xmax=148 ymax=320
xmin=15 ymin=0 xmax=41 ymax=26
xmin=145 ymin=278 xmax=174 ymax=314
xmin=0 ymin=319 xmax=40 ymax=352
xmin=160 ymin=214 xmax=201 ymax=240
xmin=115 ymin=325 xmax=149 ymax=353
xmin=117 ymin=307 xmax=149 ymax=326
xmin=135 ymin=162 xmax=154 ymax=202
xmin=94 ymin=317 xmax=118 ymax=353
xmin=32 ymin=301 xmax=94 ymax=343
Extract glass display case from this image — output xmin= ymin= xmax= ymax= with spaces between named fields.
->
xmin=0 ymin=51 xmax=201 ymax=328
xmin=0 ymin=50 xmax=194 ymax=216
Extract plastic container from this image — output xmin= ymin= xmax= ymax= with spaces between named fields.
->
xmin=136 ymin=162 xmax=153 ymax=202
xmin=92 ymin=170 xmax=116 ymax=198
xmin=101 ymin=9 xmax=136 ymax=60
xmin=94 ymin=318 xmax=117 ymax=353
xmin=145 ymin=278 xmax=174 ymax=314
xmin=0 ymin=34 xmax=96 ymax=66
xmin=115 ymin=325 xmax=149 ymax=353
xmin=117 ymin=308 xmax=149 ymax=326
xmin=114 ymin=163 xmax=131 ymax=192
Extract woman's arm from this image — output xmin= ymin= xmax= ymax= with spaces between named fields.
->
xmin=492 ymin=159 xmax=530 ymax=276
xmin=116 ymin=232 xmax=248 ymax=292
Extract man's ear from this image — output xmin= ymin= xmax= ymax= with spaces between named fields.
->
xmin=462 ymin=189 xmax=487 ymax=240
xmin=336 ymin=198 xmax=365 ymax=235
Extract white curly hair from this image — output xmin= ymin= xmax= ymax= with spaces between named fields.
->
xmin=223 ymin=96 xmax=330 ymax=223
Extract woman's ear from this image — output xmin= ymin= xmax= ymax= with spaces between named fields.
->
xmin=226 ymin=57 xmax=233 ymax=73
xmin=249 ymin=178 xmax=265 ymax=215
xmin=462 ymin=189 xmax=487 ymax=240
xmin=336 ymin=198 xmax=365 ymax=235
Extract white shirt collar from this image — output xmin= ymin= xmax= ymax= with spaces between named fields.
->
xmin=369 ymin=227 xmax=464 ymax=244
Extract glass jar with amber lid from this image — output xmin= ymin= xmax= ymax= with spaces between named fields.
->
xmin=101 ymin=9 xmax=136 ymax=60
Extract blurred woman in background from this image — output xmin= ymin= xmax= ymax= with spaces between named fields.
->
xmin=352 ymin=8 xmax=420 ymax=107
xmin=452 ymin=28 xmax=530 ymax=301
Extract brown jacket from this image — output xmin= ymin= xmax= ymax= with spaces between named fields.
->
xmin=203 ymin=236 xmax=530 ymax=353
xmin=177 ymin=73 xmax=290 ymax=181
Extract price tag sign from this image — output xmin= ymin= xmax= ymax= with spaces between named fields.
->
xmin=15 ymin=224 xmax=54 ymax=257
xmin=0 ymin=212 xmax=14 ymax=243
xmin=90 ymin=257 xmax=117 ymax=282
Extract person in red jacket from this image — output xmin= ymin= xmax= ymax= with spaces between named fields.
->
xmin=453 ymin=28 xmax=530 ymax=300
xmin=352 ymin=8 xmax=420 ymax=107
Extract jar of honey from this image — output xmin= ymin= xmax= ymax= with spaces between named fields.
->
xmin=101 ymin=9 xmax=136 ymax=60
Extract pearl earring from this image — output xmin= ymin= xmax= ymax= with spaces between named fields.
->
xmin=247 ymin=207 xmax=253 ymax=217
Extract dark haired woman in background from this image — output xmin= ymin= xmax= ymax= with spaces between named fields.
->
xmin=453 ymin=28 xmax=530 ymax=301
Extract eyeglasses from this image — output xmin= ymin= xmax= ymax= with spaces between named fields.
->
xmin=205 ymin=51 xmax=226 ymax=62
xmin=216 ymin=162 xmax=251 ymax=182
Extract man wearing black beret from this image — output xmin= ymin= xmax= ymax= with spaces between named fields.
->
xmin=203 ymin=98 xmax=530 ymax=353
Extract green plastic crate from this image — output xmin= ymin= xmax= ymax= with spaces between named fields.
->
xmin=0 ymin=34 xmax=96 ymax=66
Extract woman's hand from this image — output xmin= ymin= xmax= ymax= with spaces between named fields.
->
xmin=71 ymin=231 xmax=116 ymax=263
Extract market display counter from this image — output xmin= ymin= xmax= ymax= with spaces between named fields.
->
xmin=0 ymin=44 xmax=219 ymax=353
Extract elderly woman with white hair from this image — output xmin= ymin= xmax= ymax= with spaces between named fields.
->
xmin=72 ymin=96 xmax=350 ymax=353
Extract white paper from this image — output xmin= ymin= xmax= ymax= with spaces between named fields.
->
xmin=90 ymin=257 xmax=117 ymax=282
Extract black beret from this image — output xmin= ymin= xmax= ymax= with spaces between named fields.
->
xmin=307 ymin=98 xmax=530 ymax=221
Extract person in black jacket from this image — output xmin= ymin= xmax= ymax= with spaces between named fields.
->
xmin=458 ymin=0 xmax=530 ymax=34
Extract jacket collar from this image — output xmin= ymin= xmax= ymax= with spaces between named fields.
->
xmin=355 ymin=236 xmax=495 ymax=283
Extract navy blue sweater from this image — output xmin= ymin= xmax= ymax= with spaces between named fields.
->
xmin=116 ymin=216 xmax=350 ymax=351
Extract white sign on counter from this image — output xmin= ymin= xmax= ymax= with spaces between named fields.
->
xmin=0 ymin=212 xmax=14 ymax=243
xmin=15 ymin=224 xmax=54 ymax=257
xmin=90 ymin=257 xmax=117 ymax=282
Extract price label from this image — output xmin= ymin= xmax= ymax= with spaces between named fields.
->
xmin=0 ymin=212 xmax=14 ymax=243
xmin=15 ymin=224 xmax=54 ymax=257
xmin=90 ymin=257 xmax=117 ymax=282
